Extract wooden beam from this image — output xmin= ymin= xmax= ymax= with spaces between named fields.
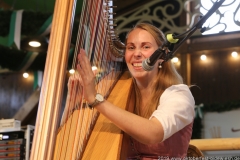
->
xmin=190 ymin=138 xmax=240 ymax=151
xmin=187 ymin=38 xmax=240 ymax=52
xmin=177 ymin=32 xmax=240 ymax=53
xmin=186 ymin=53 xmax=191 ymax=85
xmin=13 ymin=89 xmax=40 ymax=123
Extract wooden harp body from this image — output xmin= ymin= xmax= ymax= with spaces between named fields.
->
xmin=30 ymin=0 xmax=131 ymax=159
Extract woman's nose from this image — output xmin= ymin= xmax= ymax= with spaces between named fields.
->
xmin=133 ymin=48 xmax=142 ymax=57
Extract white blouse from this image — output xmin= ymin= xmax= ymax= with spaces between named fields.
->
xmin=150 ymin=84 xmax=195 ymax=141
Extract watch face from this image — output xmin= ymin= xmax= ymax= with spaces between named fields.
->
xmin=96 ymin=94 xmax=104 ymax=101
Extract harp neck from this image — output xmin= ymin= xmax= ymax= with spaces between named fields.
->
xmin=30 ymin=0 xmax=76 ymax=160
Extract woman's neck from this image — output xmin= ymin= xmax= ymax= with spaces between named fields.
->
xmin=135 ymin=78 xmax=152 ymax=90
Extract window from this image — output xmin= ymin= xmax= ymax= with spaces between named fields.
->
xmin=200 ymin=0 xmax=240 ymax=35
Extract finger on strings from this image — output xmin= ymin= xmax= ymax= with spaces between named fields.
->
xmin=77 ymin=49 xmax=96 ymax=79
xmin=77 ymin=63 xmax=83 ymax=75
xmin=77 ymin=49 xmax=92 ymax=73
xmin=77 ymin=49 xmax=88 ymax=66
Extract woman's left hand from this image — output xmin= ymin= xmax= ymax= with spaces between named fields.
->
xmin=77 ymin=49 xmax=97 ymax=104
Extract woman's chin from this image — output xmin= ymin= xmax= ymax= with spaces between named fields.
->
xmin=130 ymin=72 xmax=146 ymax=79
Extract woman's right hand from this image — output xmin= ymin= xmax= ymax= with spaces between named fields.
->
xmin=77 ymin=49 xmax=97 ymax=104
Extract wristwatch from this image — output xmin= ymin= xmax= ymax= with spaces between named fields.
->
xmin=88 ymin=93 xmax=104 ymax=109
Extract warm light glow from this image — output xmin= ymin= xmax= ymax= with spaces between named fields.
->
xmin=231 ymin=51 xmax=238 ymax=58
xmin=23 ymin=72 xmax=29 ymax=78
xmin=171 ymin=57 xmax=179 ymax=63
xmin=92 ymin=66 xmax=98 ymax=71
xmin=29 ymin=41 xmax=41 ymax=47
xmin=69 ymin=69 xmax=75 ymax=74
xmin=200 ymin=55 xmax=207 ymax=61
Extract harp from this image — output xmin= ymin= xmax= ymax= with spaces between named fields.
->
xmin=30 ymin=0 xmax=132 ymax=159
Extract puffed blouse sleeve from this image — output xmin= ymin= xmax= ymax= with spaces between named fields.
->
xmin=149 ymin=84 xmax=195 ymax=141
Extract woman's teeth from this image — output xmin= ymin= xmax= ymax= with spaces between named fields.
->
xmin=133 ymin=63 xmax=142 ymax=67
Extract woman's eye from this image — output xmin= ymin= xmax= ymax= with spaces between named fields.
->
xmin=142 ymin=45 xmax=150 ymax=49
xmin=127 ymin=46 xmax=134 ymax=50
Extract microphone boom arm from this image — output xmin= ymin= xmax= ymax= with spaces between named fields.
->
xmin=163 ymin=0 xmax=225 ymax=62
xmin=142 ymin=0 xmax=225 ymax=71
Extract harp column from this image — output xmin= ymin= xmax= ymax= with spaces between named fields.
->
xmin=30 ymin=0 xmax=76 ymax=160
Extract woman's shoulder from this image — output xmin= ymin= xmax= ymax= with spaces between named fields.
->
xmin=161 ymin=84 xmax=193 ymax=100
xmin=166 ymin=84 xmax=190 ymax=92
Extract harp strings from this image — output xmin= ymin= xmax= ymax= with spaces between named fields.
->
xmin=53 ymin=0 xmax=92 ymax=159
xmin=53 ymin=0 xmax=123 ymax=159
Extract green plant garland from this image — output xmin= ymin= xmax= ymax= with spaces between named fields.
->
xmin=203 ymin=100 xmax=240 ymax=112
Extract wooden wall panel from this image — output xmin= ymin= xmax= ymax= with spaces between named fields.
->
xmin=190 ymin=50 xmax=240 ymax=105
xmin=0 ymin=72 xmax=34 ymax=119
xmin=0 ymin=71 xmax=69 ymax=125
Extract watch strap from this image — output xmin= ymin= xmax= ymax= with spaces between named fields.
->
xmin=88 ymin=100 xmax=99 ymax=109
xmin=88 ymin=93 xmax=104 ymax=109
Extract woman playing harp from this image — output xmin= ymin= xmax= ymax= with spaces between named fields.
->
xmin=77 ymin=23 xmax=195 ymax=159
xmin=30 ymin=0 xmax=194 ymax=158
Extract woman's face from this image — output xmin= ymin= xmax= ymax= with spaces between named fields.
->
xmin=125 ymin=28 xmax=160 ymax=83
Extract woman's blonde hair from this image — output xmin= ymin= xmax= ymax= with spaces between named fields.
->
xmin=125 ymin=23 xmax=183 ymax=118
